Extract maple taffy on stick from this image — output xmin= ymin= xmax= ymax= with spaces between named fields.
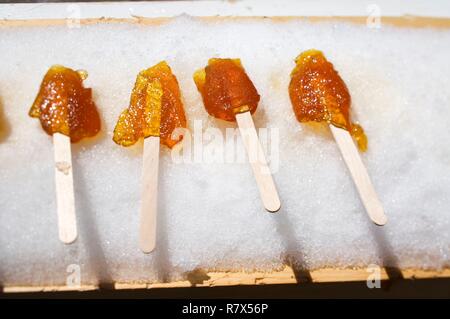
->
xmin=194 ymin=58 xmax=281 ymax=213
xmin=289 ymin=49 xmax=387 ymax=225
xmin=113 ymin=61 xmax=187 ymax=253
xmin=29 ymin=65 xmax=101 ymax=244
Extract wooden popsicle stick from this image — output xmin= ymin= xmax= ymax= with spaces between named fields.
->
xmin=53 ymin=132 xmax=77 ymax=244
xmin=236 ymin=110 xmax=281 ymax=213
xmin=139 ymin=135 xmax=160 ymax=253
xmin=329 ymin=125 xmax=387 ymax=226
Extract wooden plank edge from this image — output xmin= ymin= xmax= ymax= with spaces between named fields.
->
xmin=3 ymin=266 xmax=450 ymax=293
xmin=0 ymin=16 xmax=449 ymax=28
xmin=1 ymin=13 xmax=449 ymax=294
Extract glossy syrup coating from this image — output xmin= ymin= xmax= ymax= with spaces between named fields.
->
xmin=193 ymin=58 xmax=260 ymax=121
xmin=113 ymin=61 xmax=187 ymax=148
xmin=29 ymin=65 xmax=101 ymax=143
xmin=289 ymin=50 xmax=367 ymax=151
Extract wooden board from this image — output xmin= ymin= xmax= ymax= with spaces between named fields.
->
xmin=1 ymin=16 xmax=450 ymax=28
xmin=3 ymin=266 xmax=450 ymax=293
xmin=1 ymin=15 xmax=449 ymax=292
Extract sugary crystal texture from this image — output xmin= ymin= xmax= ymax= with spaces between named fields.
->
xmin=289 ymin=50 xmax=367 ymax=151
xmin=29 ymin=65 xmax=101 ymax=143
xmin=113 ymin=61 xmax=186 ymax=148
xmin=194 ymin=58 xmax=260 ymax=121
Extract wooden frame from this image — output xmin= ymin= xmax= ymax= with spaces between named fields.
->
xmin=0 ymin=15 xmax=449 ymax=293
xmin=3 ymin=266 xmax=450 ymax=293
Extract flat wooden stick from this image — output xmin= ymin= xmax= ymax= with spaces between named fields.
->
xmin=329 ymin=125 xmax=387 ymax=226
xmin=139 ymin=136 xmax=160 ymax=253
xmin=53 ymin=132 xmax=77 ymax=244
xmin=236 ymin=111 xmax=281 ymax=213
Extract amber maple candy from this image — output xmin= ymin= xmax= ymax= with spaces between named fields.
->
xmin=193 ymin=58 xmax=260 ymax=121
xmin=289 ymin=49 xmax=367 ymax=151
xmin=29 ymin=65 xmax=101 ymax=143
xmin=113 ymin=61 xmax=187 ymax=148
